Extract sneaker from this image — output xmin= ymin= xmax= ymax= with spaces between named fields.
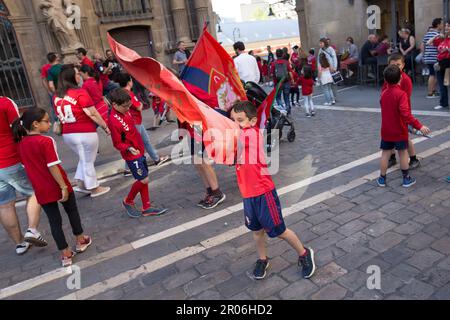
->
xmin=123 ymin=201 xmax=142 ymax=218
xmin=332 ymin=101 xmax=336 ymax=105
xmin=323 ymin=102 xmax=332 ymax=106
xmin=426 ymin=94 xmax=437 ymax=99
xmin=61 ymin=251 xmax=76 ymax=268
xmin=197 ymin=193 xmax=210 ymax=208
xmin=123 ymin=170 xmax=132 ymax=177
xmin=377 ymin=176 xmax=387 ymax=188
xmin=434 ymin=105 xmax=445 ymax=110
xmin=16 ymin=242 xmax=31 ymax=255
xmin=306 ymin=113 xmax=312 ymax=118
xmin=142 ymin=207 xmax=169 ymax=217
xmin=402 ymin=176 xmax=417 ymax=188
xmin=253 ymin=259 xmax=270 ymax=280
xmin=409 ymin=158 xmax=421 ymax=170
xmin=311 ymin=110 xmax=316 ymax=116
xmin=388 ymin=157 xmax=397 ymax=168
xmin=154 ymin=155 xmax=170 ymax=167
xmin=298 ymin=248 xmax=316 ymax=279
xmin=201 ymin=193 xmax=227 ymax=210
xmin=24 ymin=229 xmax=48 ymax=247
xmin=91 ymin=186 xmax=111 ymax=198
xmin=76 ymin=236 xmax=92 ymax=253
xmin=73 ymin=186 xmax=91 ymax=194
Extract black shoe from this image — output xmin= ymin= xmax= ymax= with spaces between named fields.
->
xmin=154 ymin=155 xmax=170 ymax=167
xmin=201 ymin=193 xmax=226 ymax=210
xmin=388 ymin=157 xmax=397 ymax=168
xmin=197 ymin=193 xmax=210 ymax=208
xmin=253 ymin=259 xmax=270 ymax=280
xmin=409 ymin=158 xmax=421 ymax=170
xmin=298 ymin=248 xmax=316 ymax=279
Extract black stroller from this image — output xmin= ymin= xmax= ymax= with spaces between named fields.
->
xmin=245 ymin=82 xmax=296 ymax=151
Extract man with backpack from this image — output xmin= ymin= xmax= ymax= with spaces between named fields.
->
xmin=270 ymin=49 xmax=294 ymax=115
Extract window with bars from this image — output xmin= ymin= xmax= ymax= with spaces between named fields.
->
xmin=95 ymin=0 xmax=153 ymax=22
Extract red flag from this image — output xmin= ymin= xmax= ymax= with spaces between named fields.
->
xmin=257 ymin=81 xmax=283 ymax=129
xmin=181 ymin=25 xmax=247 ymax=111
xmin=107 ymin=33 xmax=238 ymax=164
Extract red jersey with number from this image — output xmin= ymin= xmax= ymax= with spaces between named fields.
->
xmin=127 ymin=90 xmax=143 ymax=125
xmin=18 ymin=135 xmax=73 ymax=205
xmin=53 ymin=88 xmax=97 ymax=134
xmin=0 ymin=97 xmax=20 ymax=169
xmin=108 ymin=108 xmax=145 ymax=161
xmin=235 ymin=127 xmax=275 ymax=199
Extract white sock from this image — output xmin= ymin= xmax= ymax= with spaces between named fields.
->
xmin=27 ymin=228 xmax=38 ymax=234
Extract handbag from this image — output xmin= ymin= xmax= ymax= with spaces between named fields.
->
xmin=52 ymin=120 xmax=62 ymax=136
xmin=331 ymin=71 xmax=344 ymax=84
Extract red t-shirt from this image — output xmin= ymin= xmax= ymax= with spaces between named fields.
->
xmin=235 ymin=127 xmax=275 ymax=199
xmin=53 ymin=88 xmax=97 ymax=134
xmin=308 ymin=55 xmax=317 ymax=72
xmin=108 ymin=108 xmax=145 ymax=161
xmin=298 ymin=77 xmax=314 ymax=96
xmin=382 ymin=71 xmax=413 ymax=110
xmin=291 ymin=71 xmax=299 ymax=88
xmin=433 ymin=37 xmax=450 ymax=61
xmin=0 ymin=97 xmax=20 ymax=169
xmin=41 ymin=64 xmax=52 ymax=79
xmin=128 ymin=90 xmax=143 ymax=125
xmin=18 ymin=135 xmax=73 ymax=205
xmin=380 ymin=85 xmax=422 ymax=142
xmin=81 ymin=56 xmax=95 ymax=68
xmin=82 ymin=77 xmax=104 ymax=105
xmin=270 ymin=60 xmax=293 ymax=85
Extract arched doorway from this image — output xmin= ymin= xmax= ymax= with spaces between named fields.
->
xmin=0 ymin=1 xmax=34 ymax=108
xmin=109 ymin=26 xmax=154 ymax=58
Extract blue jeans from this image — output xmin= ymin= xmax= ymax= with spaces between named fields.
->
xmin=276 ymin=82 xmax=291 ymax=114
xmin=322 ymin=83 xmax=334 ymax=104
xmin=437 ymin=68 xmax=449 ymax=108
xmin=0 ymin=164 xmax=34 ymax=205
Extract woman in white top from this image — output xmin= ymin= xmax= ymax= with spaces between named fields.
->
xmin=318 ymin=53 xmax=335 ymax=106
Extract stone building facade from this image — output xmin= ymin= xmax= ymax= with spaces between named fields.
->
xmin=296 ymin=0 xmax=448 ymax=53
xmin=0 ymin=0 xmax=215 ymax=109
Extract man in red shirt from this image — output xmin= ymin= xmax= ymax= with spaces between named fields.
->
xmin=108 ymin=88 xmax=168 ymax=218
xmin=40 ymin=52 xmax=56 ymax=97
xmin=230 ymin=101 xmax=316 ymax=281
xmin=377 ymin=65 xmax=431 ymax=188
xmin=76 ymin=47 xmax=95 ymax=69
xmin=381 ymin=54 xmax=421 ymax=170
xmin=0 ymin=97 xmax=47 ymax=255
xmin=270 ymin=49 xmax=294 ymax=115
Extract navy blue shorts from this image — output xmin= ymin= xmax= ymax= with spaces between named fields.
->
xmin=427 ymin=64 xmax=436 ymax=77
xmin=126 ymin=156 xmax=149 ymax=181
xmin=243 ymin=189 xmax=287 ymax=238
xmin=380 ymin=140 xmax=408 ymax=151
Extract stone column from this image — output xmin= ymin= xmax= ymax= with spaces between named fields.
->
xmin=170 ymin=0 xmax=191 ymax=43
xmin=296 ymin=0 xmax=310 ymax=50
xmin=194 ymin=0 xmax=209 ymax=34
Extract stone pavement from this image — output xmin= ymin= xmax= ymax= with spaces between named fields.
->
xmin=1 ymin=85 xmax=449 ymax=300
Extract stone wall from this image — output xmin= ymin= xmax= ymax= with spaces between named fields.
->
xmin=414 ymin=0 xmax=443 ymax=43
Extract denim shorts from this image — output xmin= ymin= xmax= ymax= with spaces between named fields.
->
xmin=0 ymin=164 xmax=34 ymax=205
xmin=380 ymin=140 xmax=408 ymax=151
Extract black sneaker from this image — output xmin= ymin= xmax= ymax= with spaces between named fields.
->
xmin=409 ymin=158 xmax=421 ymax=170
xmin=388 ymin=157 xmax=397 ymax=168
xmin=253 ymin=259 xmax=270 ymax=280
xmin=197 ymin=193 xmax=210 ymax=208
xmin=201 ymin=193 xmax=226 ymax=210
xmin=298 ymin=248 xmax=316 ymax=279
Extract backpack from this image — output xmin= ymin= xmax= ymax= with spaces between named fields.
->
xmin=274 ymin=61 xmax=289 ymax=82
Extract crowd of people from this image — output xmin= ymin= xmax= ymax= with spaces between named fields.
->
xmin=1 ymin=17 xmax=450 ymax=280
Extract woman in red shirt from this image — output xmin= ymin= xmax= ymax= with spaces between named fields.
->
xmin=12 ymin=107 xmax=92 ymax=267
xmin=80 ymin=65 xmax=109 ymax=122
xmin=54 ymin=65 xmax=111 ymax=197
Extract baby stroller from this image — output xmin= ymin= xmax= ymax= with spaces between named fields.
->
xmin=245 ymin=82 xmax=296 ymax=151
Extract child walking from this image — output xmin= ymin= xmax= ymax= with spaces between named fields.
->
xmin=230 ymin=101 xmax=316 ymax=280
xmin=290 ymin=70 xmax=301 ymax=107
xmin=108 ymin=88 xmax=168 ymax=218
xmin=378 ymin=65 xmax=431 ymax=188
xmin=12 ymin=108 xmax=91 ymax=267
xmin=318 ymin=53 xmax=335 ymax=106
xmin=382 ymin=53 xmax=421 ymax=170
xmin=298 ymin=66 xmax=316 ymax=118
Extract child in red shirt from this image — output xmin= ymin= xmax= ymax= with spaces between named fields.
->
xmin=12 ymin=107 xmax=91 ymax=267
xmin=108 ymin=88 xmax=168 ymax=218
xmin=230 ymin=101 xmax=316 ymax=280
xmin=298 ymin=66 xmax=316 ymax=117
xmin=381 ymin=54 xmax=421 ymax=170
xmin=378 ymin=65 xmax=431 ymax=188
xmin=290 ymin=70 xmax=301 ymax=107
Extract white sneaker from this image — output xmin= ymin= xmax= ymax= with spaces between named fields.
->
xmin=24 ymin=229 xmax=48 ymax=247
xmin=332 ymin=101 xmax=336 ymax=105
xmin=16 ymin=242 xmax=31 ymax=255
xmin=434 ymin=105 xmax=445 ymax=110
xmin=323 ymin=102 xmax=332 ymax=106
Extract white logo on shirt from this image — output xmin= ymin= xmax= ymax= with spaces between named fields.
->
xmin=114 ymin=114 xmax=129 ymax=132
